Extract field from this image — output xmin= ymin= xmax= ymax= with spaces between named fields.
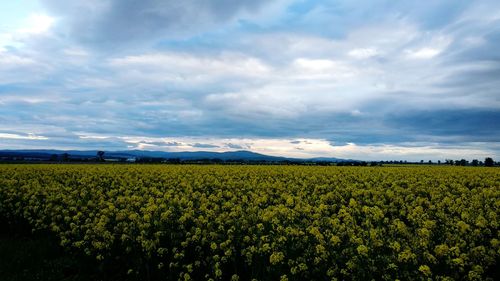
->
xmin=0 ymin=165 xmax=499 ymax=280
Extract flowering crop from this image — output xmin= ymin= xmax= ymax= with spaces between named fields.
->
xmin=0 ymin=164 xmax=499 ymax=280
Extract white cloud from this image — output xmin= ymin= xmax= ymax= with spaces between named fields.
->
xmin=0 ymin=133 xmax=48 ymax=140
xmin=0 ymin=0 xmax=499 ymax=160
xmin=117 ymin=136 xmax=499 ymax=161
xmin=348 ymin=48 xmax=378 ymax=59
xmin=0 ymin=52 xmax=50 ymax=84
xmin=404 ymin=35 xmax=452 ymax=59
xmin=78 ymin=135 xmax=111 ymax=140
xmin=18 ymin=13 xmax=55 ymax=34
xmin=293 ymin=58 xmax=337 ymax=71
xmin=0 ymin=53 xmax=36 ymax=66
xmin=108 ymin=52 xmax=272 ymax=86
xmin=0 ymin=12 xmax=55 ymax=50
xmin=0 ymin=33 xmax=14 ymax=50
xmin=63 ymin=47 xmax=89 ymax=57
xmin=405 ymin=47 xmax=442 ymax=59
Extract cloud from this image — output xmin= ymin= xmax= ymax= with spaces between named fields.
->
xmin=0 ymin=132 xmax=48 ymax=140
xmin=406 ymin=47 xmax=442 ymax=59
xmin=0 ymin=0 xmax=499 ymax=160
xmin=137 ymin=140 xmax=183 ymax=147
xmin=192 ymin=143 xmax=220 ymax=149
xmin=108 ymin=52 xmax=272 ymax=89
xmin=348 ymin=48 xmax=378 ymax=59
xmin=226 ymin=143 xmax=245 ymax=149
xmin=40 ymin=0 xmax=277 ymax=47
xmin=114 ymin=136 xmax=500 ymax=161
xmin=0 ymin=131 xmax=498 ymax=161
xmin=385 ymin=109 xmax=500 ymax=142
xmin=17 ymin=13 xmax=55 ymax=34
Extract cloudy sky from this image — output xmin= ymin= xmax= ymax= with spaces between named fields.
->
xmin=1 ymin=0 xmax=499 ymax=160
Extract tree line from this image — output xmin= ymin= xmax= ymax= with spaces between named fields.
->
xmin=1 ymin=151 xmax=497 ymax=167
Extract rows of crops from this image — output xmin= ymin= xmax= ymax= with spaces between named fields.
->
xmin=0 ymin=165 xmax=499 ymax=280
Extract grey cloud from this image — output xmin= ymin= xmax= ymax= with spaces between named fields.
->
xmin=226 ymin=143 xmax=244 ymax=149
xmin=138 ymin=141 xmax=182 ymax=147
xmin=191 ymin=143 xmax=219 ymax=148
xmin=0 ymin=133 xmax=129 ymax=151
xmin=384 ymin=109 xmax=500 ymax=142
xmin=41 ymin=0 xmax=273 ymax=47
xmin=1 ymin=0 xmax=500 ymax=160
xmin=284 ymin=0 xmax=472 ymax=40
xmin=164 ymin=141 xmax=182 ymax=146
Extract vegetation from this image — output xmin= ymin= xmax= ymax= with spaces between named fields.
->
xmin=0 ymin=217 xmax=100 ymax=281
xmin=0 ymin=165 xmax=499 ymax=280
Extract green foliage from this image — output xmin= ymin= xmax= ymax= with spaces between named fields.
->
xmin=0 ymin=218 xmax=100 ymax=281
xmin=0 ymin=165 xmax=499 ymax=280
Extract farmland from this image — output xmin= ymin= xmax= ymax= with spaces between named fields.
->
xmin=0 ymin=165 xmax=499 ymax=280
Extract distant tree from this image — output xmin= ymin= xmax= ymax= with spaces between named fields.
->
xmin=471 ymin=159 xmax=479 ymax=166
xmin=97 ymin=151 xmax=105 ymax=162
xmin=49 ymin=154 xmax=58 ymax=161
xmin=437 ymin=160 xmax=441 ymax=165
xmin=485 ymin=157 xmax=494 ymax=167
xmin=428 ymin=160 xmax=432 ymax=164
xmin=166 ymin=158 xmax=181 ymax=164
xmin=420 ymin=160 xmax=424 ymax=164
xmin=62 ymin=153 xmax=69 ymax=162
xmin=212 ymin=158 xmax=223 ymax=164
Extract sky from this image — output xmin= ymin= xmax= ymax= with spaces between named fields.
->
xmin=0 ymin=0 xmax=499 ymax=161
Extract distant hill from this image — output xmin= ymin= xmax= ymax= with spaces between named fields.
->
xmin=0 ymin=149 xmax=353 ymax=162
xmin=110 ymin=150 xmax=292 ymax=161
xmin=309 ymin=157 xmax=358 ymax=162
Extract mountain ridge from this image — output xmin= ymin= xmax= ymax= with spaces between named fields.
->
xmin=0 ymin=149 xmax=353 ymax=162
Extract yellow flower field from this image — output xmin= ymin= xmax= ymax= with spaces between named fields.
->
xmin=0 ymin=165 xmax=499 ymax=280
